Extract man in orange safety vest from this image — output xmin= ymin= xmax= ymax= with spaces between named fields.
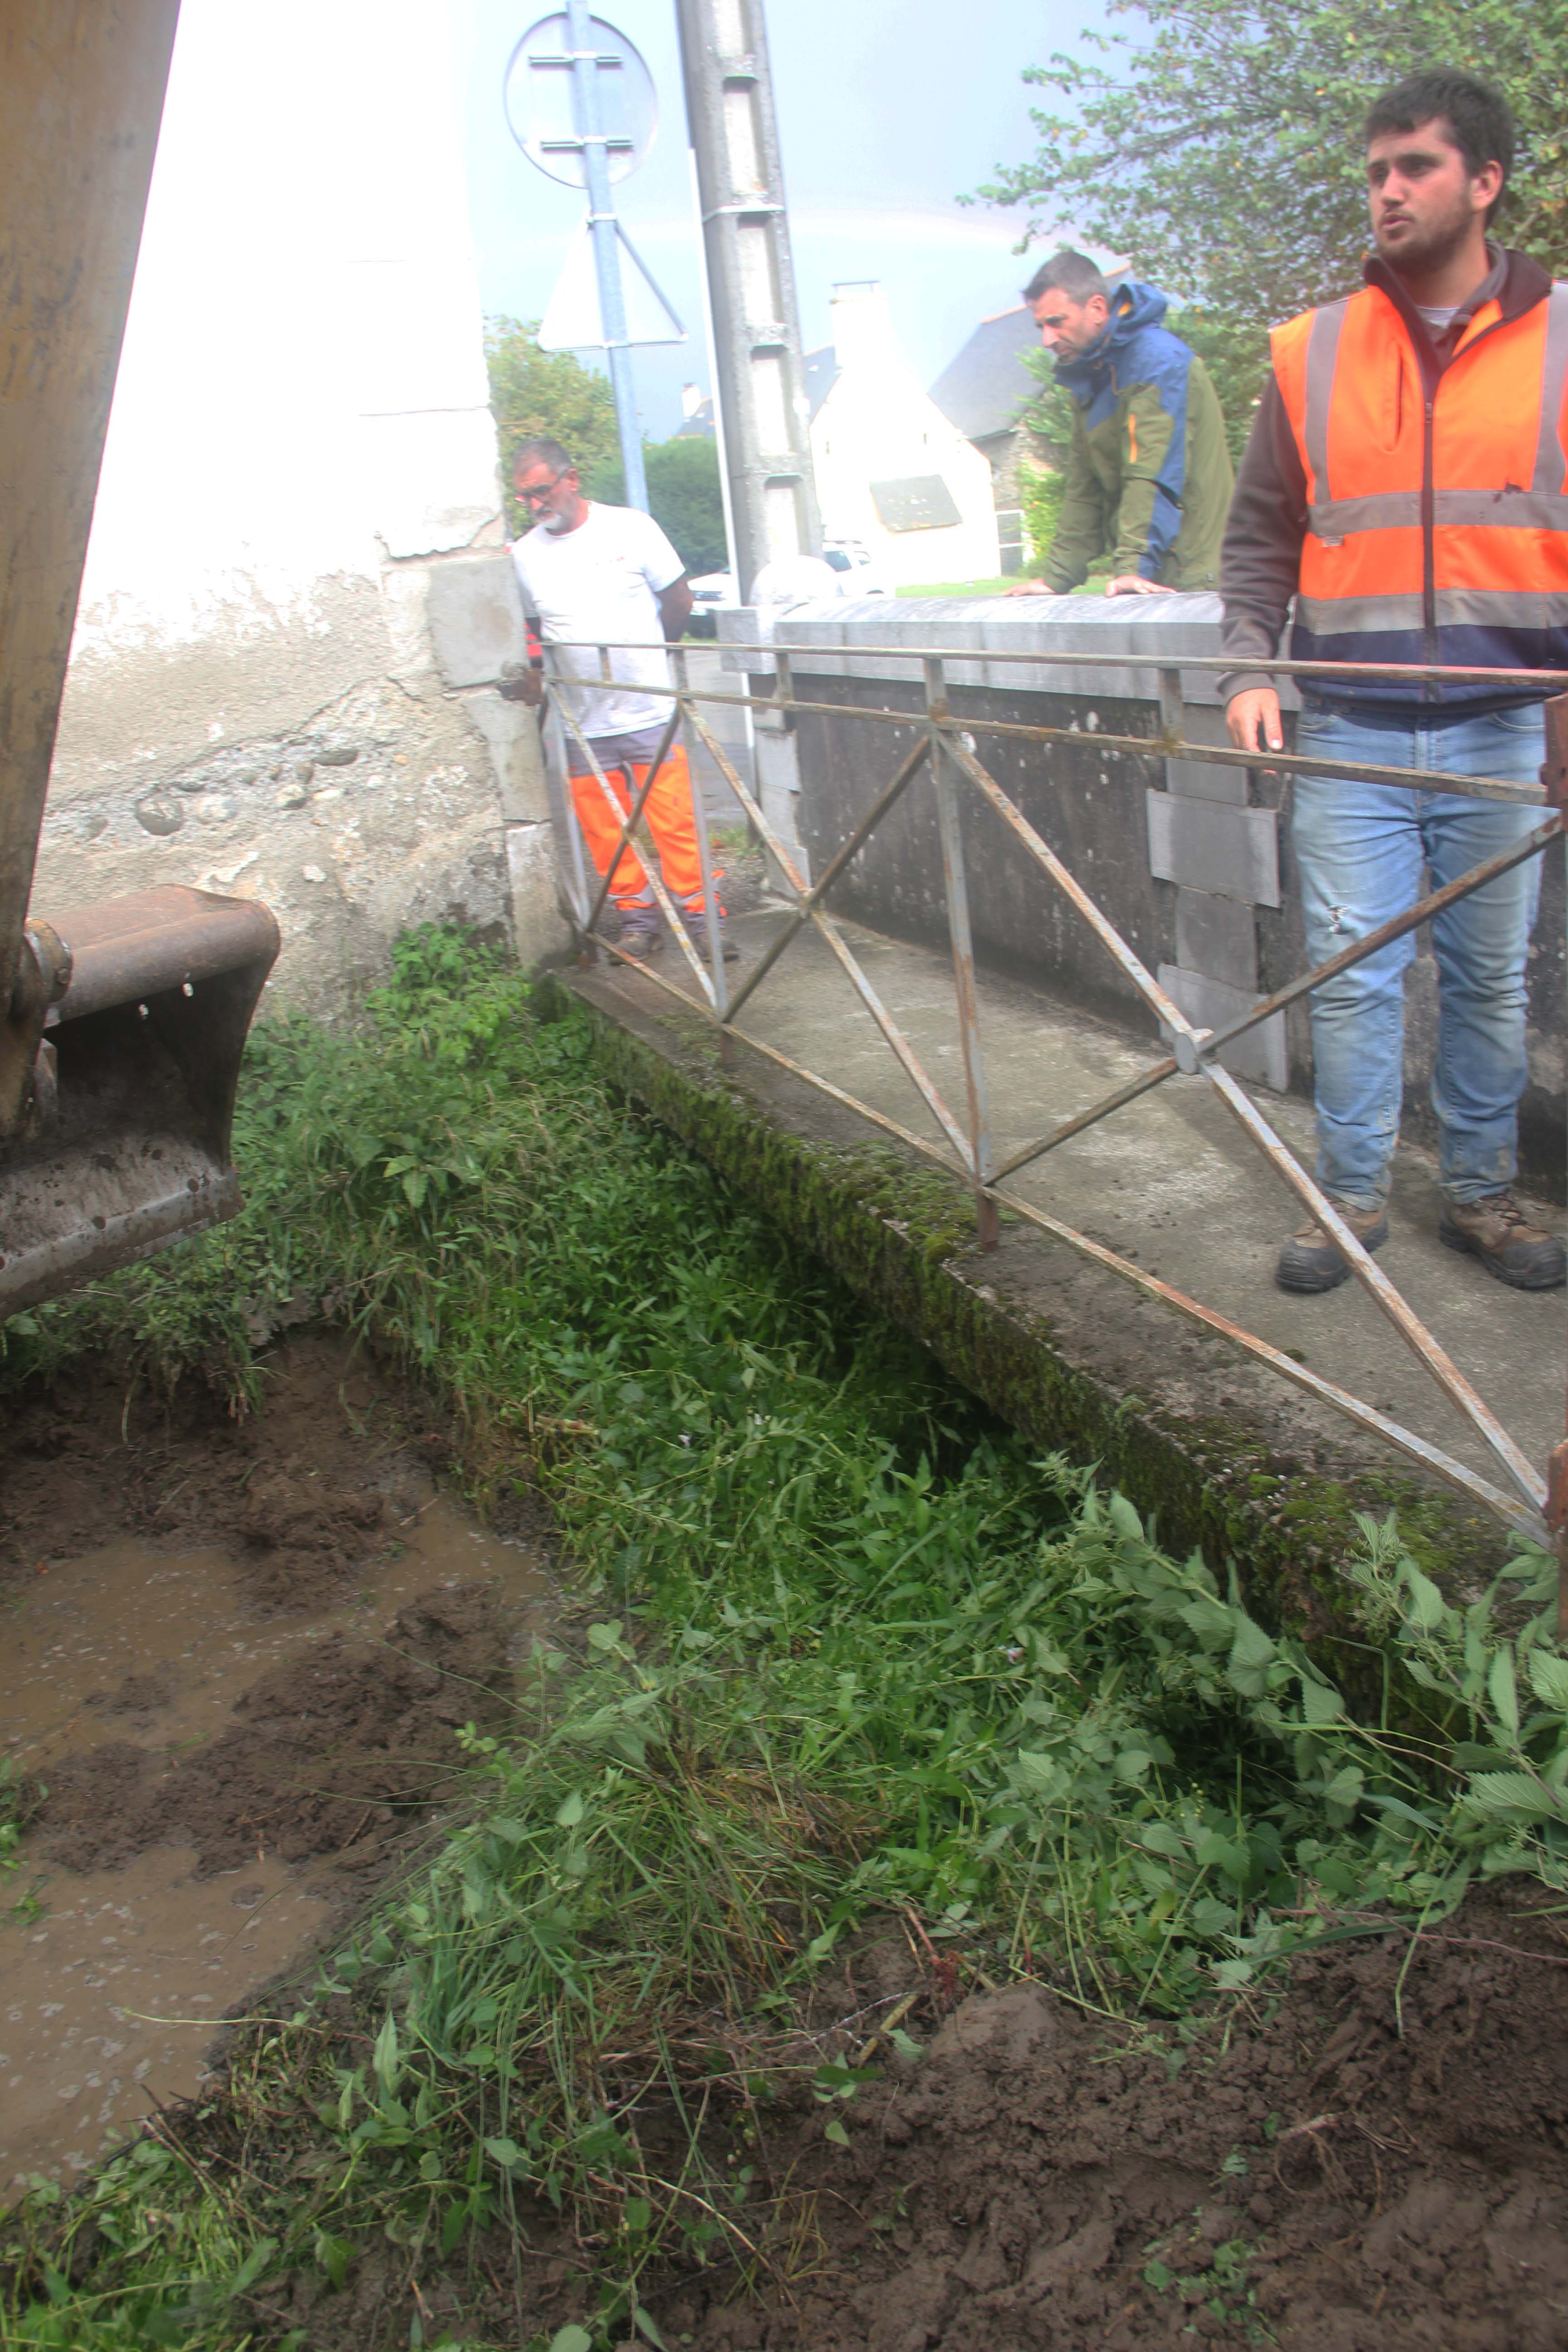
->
xmin=1221 ymin=71 xmax=1565 ymax=1294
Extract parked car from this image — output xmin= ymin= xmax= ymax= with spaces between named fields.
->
xmin=686 ymin=569 xmax=738 ymax=636
xmin=822 ymin=537 xmax=890 ymax=596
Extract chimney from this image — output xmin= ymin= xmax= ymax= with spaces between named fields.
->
xmin=828 ymin=280 xmax=900 ymax=373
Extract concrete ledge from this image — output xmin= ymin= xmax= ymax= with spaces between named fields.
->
xmin=539 ymin=961 xmax=1526 ymax=1738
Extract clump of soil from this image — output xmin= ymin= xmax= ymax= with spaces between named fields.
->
xmin=0 ymin=1333 xmax=450 ymax=1612
xmin=37 ymin=1584 xmax=511 ymax=1879
xmin=676 ymin=1901 xmax=1568 ymax=2352
xmin=226 ymin=1465 xmax=388 ymax=1611
xmin=242 ymin=1896 xmax=1568 ymax=2352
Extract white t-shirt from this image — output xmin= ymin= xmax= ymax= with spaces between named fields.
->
xmin=510 ymin=501 xmax=685 ymax=739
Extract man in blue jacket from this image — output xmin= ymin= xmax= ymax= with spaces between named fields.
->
xmin=1008 ymin=250 xmax=1233 ymax=597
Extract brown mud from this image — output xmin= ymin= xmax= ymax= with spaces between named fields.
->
xmin=252 ymin=1904 xmax=1568 ymax=2352
xmin=103 ymin=1883 xmax=1562 ymax=2352
xmin=690 ymin=1911 xmax=1568 ymax=2352
xmin=0 ymin=1338 xmax=551 ymax=2190
xmin=8 ymin=1340 xmax=1568 ymax=2344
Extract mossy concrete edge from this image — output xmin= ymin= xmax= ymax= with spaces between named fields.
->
xmin=540 ymin=970 xmax=1519 ymax=1727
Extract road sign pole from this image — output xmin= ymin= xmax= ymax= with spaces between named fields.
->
xmin=566 ymin=0 xmax=648 ymax=511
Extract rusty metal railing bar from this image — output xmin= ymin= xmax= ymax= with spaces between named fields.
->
xmin=722 ymin=732 xmax=932 ymax=1027
xmin=555 ymin=696 xmax=718 ymax=1010
xmin=516 ymin=652 xmax=1548 ymax=806
xmin=987 ymin=1185 xmax=1546 ymax=1546
xmin=545 ymin=640 xmax=1558 ymax=1542
xmin=926 ymin=657 xmax=998 ymax=1242
xmin=942 ymin=730 xmax=1199 ymax=1034
xmin=540 ymin=634 xmax=1568 ymax=691
xmin=944 ymin=730 xmax=1550 ymax=1515
xmin=681 ymin=699 xmax=977 ymax=1170
xmin=670 ymin=656 xmax=731 ymax=1021
xmin=540 ymin=669 xmax=1542 ymax=807
xmin=1202 ymin=1056 xmax=1548 ymax=1513
xmin=583 ymin=916 xmax=972 ymax=1175
xmin=579 ymin=931 xmax=1543 ymax=1544
xmin=578 ymin=700 xmax=684 ymax=944
xmin=992 ymin=810 xmax=1567 ymax=1184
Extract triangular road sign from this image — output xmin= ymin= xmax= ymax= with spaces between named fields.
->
xmin=536 ymin=213 xmax=686 ymax=350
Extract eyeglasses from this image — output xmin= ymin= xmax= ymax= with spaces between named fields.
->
xmin=516 ymin=473 xmax=567 ymax=505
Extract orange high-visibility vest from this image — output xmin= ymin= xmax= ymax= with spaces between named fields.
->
xmin=1271 ymin=274 xmax=1568 ymax=699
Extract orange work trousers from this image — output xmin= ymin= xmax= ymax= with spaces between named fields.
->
xmin=569 ymin=742 xmax=719 ymax=915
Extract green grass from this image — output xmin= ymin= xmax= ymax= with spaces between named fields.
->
xmin=3 ymin=927 xmax=1566 ymax=2350
xmin=895 ymin=576 xmax=1017 ymax=598
xmin=893 ymin=575 xmax=1112 ymax=598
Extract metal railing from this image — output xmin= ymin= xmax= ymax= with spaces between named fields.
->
xmin=538 ymin=633 xmax=1568 ymax=1584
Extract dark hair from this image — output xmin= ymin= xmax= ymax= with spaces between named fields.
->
xmin=511 ymin=435 xmax=575 ymax=477
xmin=1022 ymin=249 xmax=1108 ymax=306
xmin=1362 ymin=71 xmax=1515 ymax=225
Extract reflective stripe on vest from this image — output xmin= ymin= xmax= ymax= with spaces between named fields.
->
xmin=1272 ymin=281 xmax=1568 ymax=654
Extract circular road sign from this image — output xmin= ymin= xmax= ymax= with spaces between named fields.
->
xmin=503 ymin=13 xmax=658 ymax=189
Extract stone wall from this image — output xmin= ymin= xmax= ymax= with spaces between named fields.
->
xmin=720 ymin=594 xmax=1566 ymax=1196
xmin=37 ymin=556 xmax=566 ymax=1021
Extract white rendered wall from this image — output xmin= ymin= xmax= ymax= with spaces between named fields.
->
xmin=38 ymin=0 xmax=565 ymax=1009
xmin=811 ymin=284 xmax=1000 ymax=589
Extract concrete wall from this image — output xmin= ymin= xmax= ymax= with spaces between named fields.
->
xmin=31 ymin=0 xmax=569 ymax=1017
xmin=720 ymin=595 xmax=1566 ymax=1196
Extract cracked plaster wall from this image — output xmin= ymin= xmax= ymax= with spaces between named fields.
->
xmin=33 ymin=0 xmax=569 ymax=1015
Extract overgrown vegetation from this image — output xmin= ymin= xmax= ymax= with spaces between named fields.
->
xmin=3 ymin=931 xmax=1564 ymax=2347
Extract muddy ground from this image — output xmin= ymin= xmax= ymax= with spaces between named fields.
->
xmin=264 ymin=1897 xmax=1568 ymax=2352
xmin=7 ymin=1340 xmax=1568 ymax=2345
xmin=1 ymin=1338 xmax=536 ymax=1890
xmin=0 ymin=1337 xmax=552 ymax=2189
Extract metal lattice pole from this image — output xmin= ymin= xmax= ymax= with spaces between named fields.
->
xmin=674 ymin=0 xmax=820 ymax=595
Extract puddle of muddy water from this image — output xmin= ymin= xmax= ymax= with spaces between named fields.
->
xmin=0 ymin=1491 xmax=549 ymax=2194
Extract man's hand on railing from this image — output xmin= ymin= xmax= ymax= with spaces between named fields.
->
xmin=499 ymin=661 xmax=544 ymax=708
xmin=1105 ymin=574 xmax=1176 ymax=597
xmin=1226 ymin=687 xmax=1284 ymax=754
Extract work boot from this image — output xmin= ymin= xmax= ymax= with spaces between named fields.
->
xmin=1438 ymin=1191 xmax=1566 ymax=1290
xmin=613 ymin=905 xmax=663 ymax=958
xmin=1275 ymin=1198 xmax=1389 ymax=1294
xmin=680 ymin=910 xmax=739 ymax=963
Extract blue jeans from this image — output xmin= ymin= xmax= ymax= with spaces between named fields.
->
xmin=1291 ymin=704 xmax=1548 ymax=1211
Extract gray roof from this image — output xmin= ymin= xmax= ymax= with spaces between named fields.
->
xmin=675 ymin=394 xmax=715 ymax=440
xmin=928 ymin=305 xmax=1040 ymax=443
xmin=805 ymin=345 xmax=839 ymax=419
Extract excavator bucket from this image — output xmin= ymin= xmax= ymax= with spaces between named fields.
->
xmin=0 ymin=888 xmax=279 ymax=1316
xmin=1 ymin=8 xmax=289 ymax=1320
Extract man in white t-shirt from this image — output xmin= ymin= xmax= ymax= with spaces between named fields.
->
xmin=503 ymin=436 xmax=728 ymax=957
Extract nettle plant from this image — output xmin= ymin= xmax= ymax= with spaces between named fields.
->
xmin=968 ymin=1486 xmax=1566 ymax=2003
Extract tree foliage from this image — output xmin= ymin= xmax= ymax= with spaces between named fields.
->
xmin=973 ymin=0 xmax=1568 ymax=429
xmin=586 ymin=435 xmax=728 ymax=577
xmin=484 ymin=316 xmax=619 ymax=534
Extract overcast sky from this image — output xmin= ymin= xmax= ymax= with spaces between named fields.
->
xmin=463 ymin=0 xmax=1106 ymax=441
